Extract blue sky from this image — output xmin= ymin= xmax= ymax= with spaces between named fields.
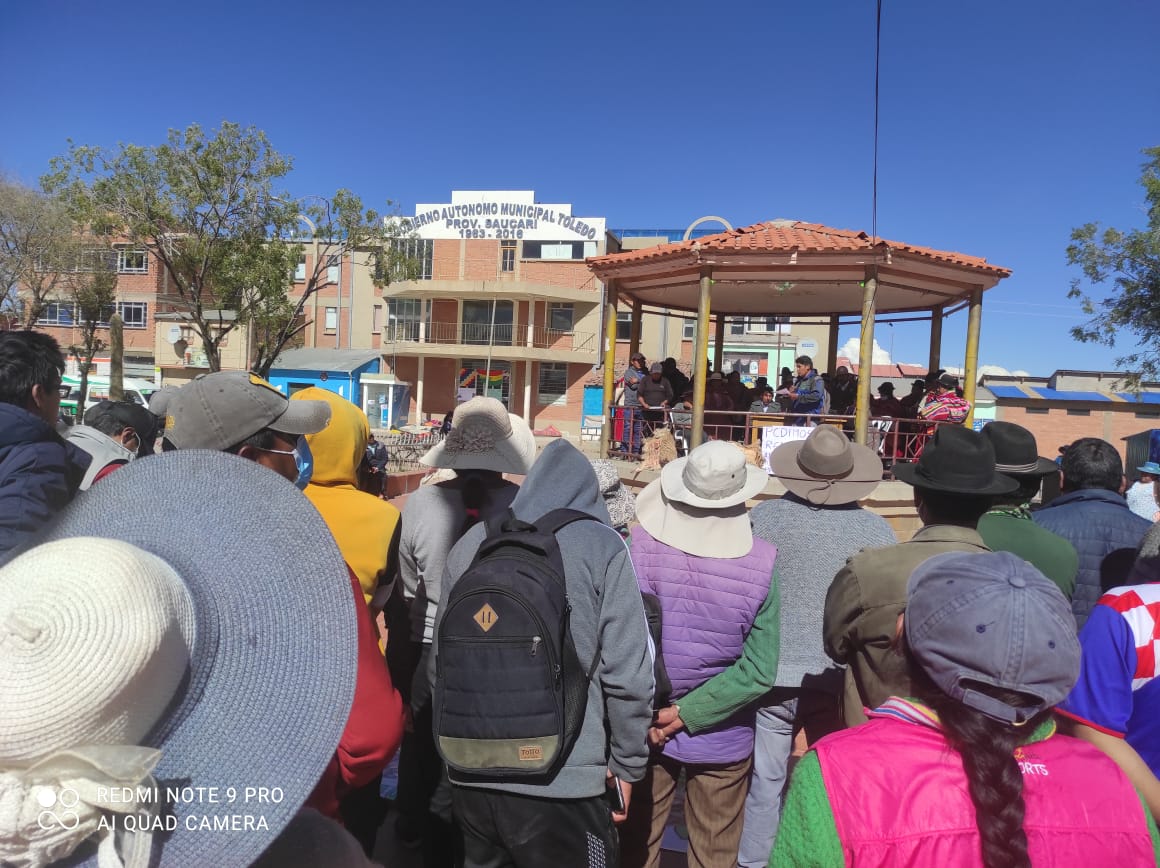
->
xmin=3 ymin=0 xmax=1157 ymax=375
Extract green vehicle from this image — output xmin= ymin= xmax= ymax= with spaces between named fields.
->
xmin=59 ymin=374 xmax=158 ymax=424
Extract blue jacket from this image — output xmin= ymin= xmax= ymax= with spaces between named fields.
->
xmin=792 ymin=370 xmax=824 ymax=415
xmin=1032 ymin=489 xmax=1152 ymax=628
xmin=0 ymin=404 xmax=89 ymax=565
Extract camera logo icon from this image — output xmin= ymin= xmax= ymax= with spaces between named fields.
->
xmin=35 ymin=786 xmax=80 ymax=831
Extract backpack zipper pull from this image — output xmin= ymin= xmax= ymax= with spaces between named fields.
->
xmin=531 ymin=636 xmax=542 ymax=657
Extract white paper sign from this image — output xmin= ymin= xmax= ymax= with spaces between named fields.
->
xmin=761 ymin=424 xmax=813 ymax=474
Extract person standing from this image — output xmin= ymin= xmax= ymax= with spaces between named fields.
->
xmin=393 ymin=397 xmax=537 ymax=863
xmin=638 ymin=362 xmax=674 ymax=438
xmin=1126 ymin=461 xmax=1160 ymax=520
xmin=918 ymin=373 xmax=971 ymax=425
xmin=621 ymin=352 xmax=648 ymax=453
xmin=824 ymin=425 xmax=1016 ymax=725
xmin=825 ymin=366 xmax=857 ymax=416
xmin=621 ymin=441 xmax=774 ymax=868
xmin=775 ymin=551 xmax=1159 ymax=866
xmin=976 ymin=421 xmax=1078 ymax=599
xmin=787 ymin=355 xmax=824 ymax=424
xmin=431 ymin=439 xmax=653 ymax=868
xmin=1032 ymin=437 xmax=1152 ymax=628
xmin=0 ymin=330 xmax=89 ymax=564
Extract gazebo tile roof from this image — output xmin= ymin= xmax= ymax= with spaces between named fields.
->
xmin=591 ymin=220 xmax=1011 ymax=277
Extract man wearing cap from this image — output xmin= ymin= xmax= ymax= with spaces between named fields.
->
xmin=0 ymin=330 xmax=89 ymax=564
xmin=1032 ymin=437 xmax=1152 ymax=628
xmin=1127 ymin=461 xmax=1160 ymax=521
xmin=638 ymin=362 xmax=674 ymax=437
xmin=975 ymin=422 xmax=1078 ymax=598
xmin=165 ymin=371 xmax=403 ymax=822
xmin=67 ymin=399 xmax=157 ymax=489
xmin=824 ymin=425 xmax=1016 ymax=726
xmin=728 ymin=426 xmax=896 ymax=866
xmin=621 ymin=352 xmax=648 ymax=453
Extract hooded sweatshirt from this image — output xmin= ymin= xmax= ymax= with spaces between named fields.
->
xmin=292 ymin=388 xmax=401 ymax=606
xmin=432 ymin=439 xmax=654 ymax=798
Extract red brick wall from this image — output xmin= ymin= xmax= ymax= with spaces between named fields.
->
xmin=432 ymin=240 xmax=460 ymax=280
xmin=996 ymin=404 xmax=1160 ymax=463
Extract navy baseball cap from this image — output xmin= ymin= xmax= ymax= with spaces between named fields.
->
xmin=905 ymin=551 xmax=1081 ymax=725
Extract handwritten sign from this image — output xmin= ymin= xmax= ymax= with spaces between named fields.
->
xmin=761 ymin=424 xmax=813 ymax=474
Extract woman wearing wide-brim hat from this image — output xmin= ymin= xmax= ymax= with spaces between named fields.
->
xmin=620 ymin=441 xmax=778 ymax=868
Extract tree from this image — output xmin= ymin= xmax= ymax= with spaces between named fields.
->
xmin=249 ymin=189 xmax=420 ymax=377
xmin=1067 ymin=146 xmax=1160 ymax=383
xmin=43 ymin=122 xmax=301 ymax=372
xmin=66 ymin=252 xmax=118 ymax=413
xmin=0 ymin=177 xmax=84 ymax=327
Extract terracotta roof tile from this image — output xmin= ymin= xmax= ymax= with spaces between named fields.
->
xmin=590 ymin=220 xmax=1011 ymax=277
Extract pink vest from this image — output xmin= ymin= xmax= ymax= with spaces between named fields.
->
xmin=815 ymin=717 xmax=1154 ymax=866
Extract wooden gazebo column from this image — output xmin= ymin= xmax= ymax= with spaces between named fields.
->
xmin=854 ymin=269 xmax=877 ymax=446
xmin=928 ymin=304 xmax=943 ymax=374
xmin=690 ymin=267 xmax=713 ymax=448
xmin=962 ymin=288 xmax=983 ymax=428
xmin=600 ymin=281 xmax=619 ymax=458
xmin=628 ymin=298 xmax=643 ymax=360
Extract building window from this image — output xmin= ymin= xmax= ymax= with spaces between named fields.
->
xmin=37 ymin=302 xmax=75 ymax=326
xmin=460 ymin=359 xmax=511 ymax=405
xmin=116 ymin=302 xmax=147 ymax=329
xmin=520 ymin=240 xmax=595 ymax=261
xmin=748 ymin=315 xmax=789 ymax=333
xmin=538 ymin=362 xmax=568 ymax=406
xmin=501 ymin=240 xmax=517 ymax=273
xmin=1024 ymin=407 xmax=1050 ymax=415
xmin=1066 ymin=408 xmax=1091 ymax=416
xmin=729 ymin=317 xmax=745 ymax=337
xmin=372 ymin=304 xmax=383 ymax=334
xmin=388 ymin=239 xmax=434 ymax=281
xmin=116 ymin=248 xmax=148 ymax=274
xmin=326 ymin=255 xmax=340 ymax=286
xmin=683 ymin=318 xmax=695 ymax=340
xmin=294 ymin=255 xmax=306 ymax=282
xmin=548 ymin=302 xmax=574 ymax=333
xmin=1136 ymin=411 xmax=1160 ymax=419
xmin=386 ymin=298 xmax=428 ymax=341
xmin=616 ymin=311 xmax=631 ymax=341
xmin=324 ymin=307 xmax=338 ymax=331
xmin=462 ymin=300 xmax=514 ymax=346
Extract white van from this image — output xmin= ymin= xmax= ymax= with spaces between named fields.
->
xmin=61 ymin=375 xmax=158 ymax=420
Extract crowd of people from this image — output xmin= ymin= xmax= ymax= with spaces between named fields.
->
xmin=616 ymin=353 xmax=973 ymax=458
xmin=3 ymin=326 xmax=1160 ymax=867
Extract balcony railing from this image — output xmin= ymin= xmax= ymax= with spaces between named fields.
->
xmin=384 ymin=321 xmax=597 ymax=353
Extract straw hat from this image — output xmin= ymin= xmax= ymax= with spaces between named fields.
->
xmin=421 ymin=397 xmax=536 ymax=474
xmin=636 ymin=441 xmax=766 ymax=557
xmin=0 ymin=451 xmax=358 ymax=867
xmin=770 ymin=425 xmax=882 ymax=505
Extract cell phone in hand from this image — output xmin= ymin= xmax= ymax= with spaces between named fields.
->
xmin=605 ymin=776 xmax=626 ymax=814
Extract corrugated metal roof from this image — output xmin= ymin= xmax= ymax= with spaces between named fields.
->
xmin=270 ymin=348 xmax=382 ymax=373
xmin=987 ymin=386 xmax=1031 ymax=399
xmin=1117 ymin=392 xmax=1160 ymax=405
xmin=1032 ymin=388 xmax=1111 ymax=402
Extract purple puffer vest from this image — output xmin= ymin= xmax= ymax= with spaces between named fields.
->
xmin=631 ymin=526 xmax=776 ymax=764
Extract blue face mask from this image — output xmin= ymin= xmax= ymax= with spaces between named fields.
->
xmin=293 ymin=435 xmax=313 ymax=490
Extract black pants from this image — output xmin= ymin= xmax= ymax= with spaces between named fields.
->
xmin=453 ymin=786 xmax=619 ymax=868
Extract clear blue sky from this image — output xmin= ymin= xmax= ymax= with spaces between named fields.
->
xmin=3 ymin=0 xmax=1157 ymax=375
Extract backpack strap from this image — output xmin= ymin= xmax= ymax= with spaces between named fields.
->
xmin=534 ymin=507 xmax=597 ymax=536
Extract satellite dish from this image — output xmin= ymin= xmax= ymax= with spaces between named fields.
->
xmin=166 ymin=325 xmax=183 ymax=344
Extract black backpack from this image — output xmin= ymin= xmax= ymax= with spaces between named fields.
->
xmin=434 ymin=508 xmax=598 ymax=781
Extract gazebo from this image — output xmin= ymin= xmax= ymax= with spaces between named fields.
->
xmin=586 ymin=220 xmax=1011 ymax=455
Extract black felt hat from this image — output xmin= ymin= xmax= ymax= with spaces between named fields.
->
xmin=894 ymin=425 xmax=1018 ymax=496
xmin=981 ymin=421 xmax=1059 ymax=478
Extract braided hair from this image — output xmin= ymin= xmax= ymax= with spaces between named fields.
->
xmin=906 ymin=642 xmax=1051 ymax=868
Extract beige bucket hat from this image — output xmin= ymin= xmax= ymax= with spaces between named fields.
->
xmin=420 ymin=396 xmax=537 ymax=475
xmin=636 ymin=441 xmax=766 ymax=558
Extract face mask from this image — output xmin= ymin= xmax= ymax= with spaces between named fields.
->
xmin=256 ymin=435 xmax=313 ymax=490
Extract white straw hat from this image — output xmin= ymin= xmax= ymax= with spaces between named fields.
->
xmin=421 ymin=396 xmax=537 ymax=474
xmin=0 ymin=451 xmax=358 ymax=868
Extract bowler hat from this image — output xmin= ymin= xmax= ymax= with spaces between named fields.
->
xmin=981 ymin=421 xmax=1058 ymax=478
xmin=893 ymin=425 xmax=1017 ymax=496
xmin=878 ymin=382 xmax=895 ymax=395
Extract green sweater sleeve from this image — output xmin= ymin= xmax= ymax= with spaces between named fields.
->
xmin=771 ymin=752 xmax=844 ymax=867
xmin=1140 ymin=792 xmax=1160 ymax=863
xmin=677 ymin=571 xmax=780 ymax=734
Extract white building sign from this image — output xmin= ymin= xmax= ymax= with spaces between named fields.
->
xmin=401 ymin=190 xmax=606 ymax=242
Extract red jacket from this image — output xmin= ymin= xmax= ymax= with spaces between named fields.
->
xmin=305 ymin=567 xmax=404 ymax=818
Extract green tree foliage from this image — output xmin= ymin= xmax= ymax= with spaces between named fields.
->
xmin=1068 ymin=146 xmax=1160 ymax=382
xmin=0 ymin=178 xmax=84 ymax=327
xmin=43 ymin=122 xmax=300 ymax=372
xmin=67 ymin=253 xmax=119 ymax=411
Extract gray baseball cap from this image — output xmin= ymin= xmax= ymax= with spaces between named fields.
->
xmin=165 ymin=371 xmax=331 ymax=451
xmin=905 ymin=551 xmax=1081 ymax=725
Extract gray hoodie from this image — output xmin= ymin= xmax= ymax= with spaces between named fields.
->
xmin=432 ymin=439 xmax=654 ymax=798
